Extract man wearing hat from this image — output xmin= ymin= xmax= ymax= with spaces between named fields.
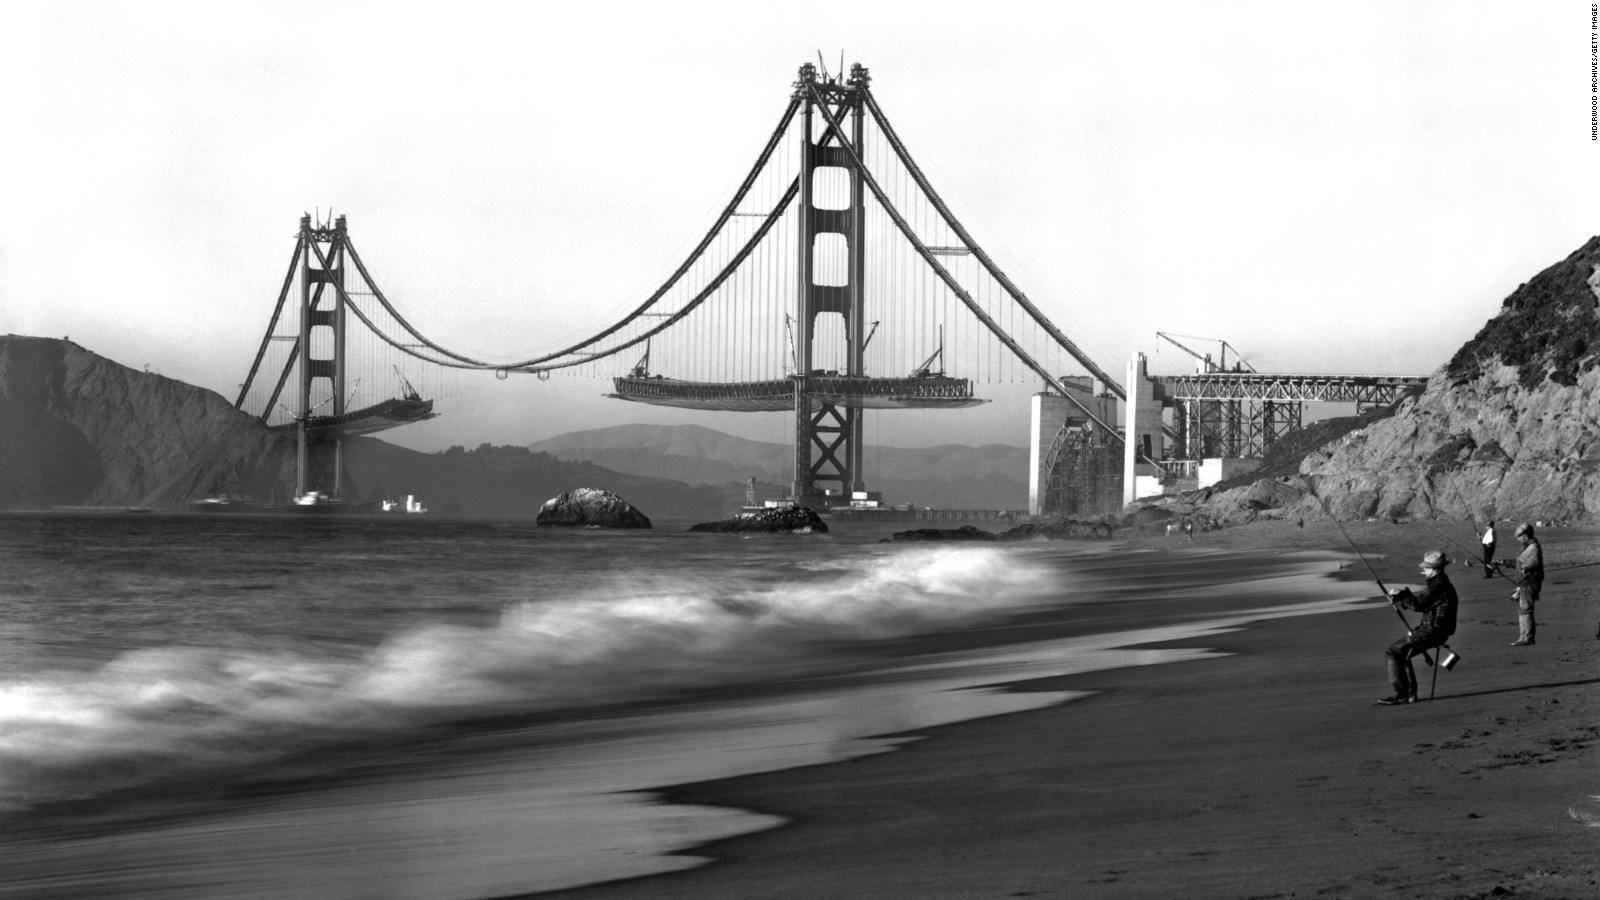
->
xmin=1498 ymin=523 xmax=1543 ymax=646
xmin=1380 ymin=550 xmax=1459 ymax=705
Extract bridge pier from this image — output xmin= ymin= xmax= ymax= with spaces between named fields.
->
xmin=791 ymin=62 xmax=871 ymax=507
xmin=1030 ymin=377 xmax=1122 ymax=516
xmin=1122 ymin=354 xmax=1167 ymax=507
xmin=295 ymin=214 xmax=350 ymax=499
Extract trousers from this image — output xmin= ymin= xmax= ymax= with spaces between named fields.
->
xmin=1386 ymin=629 xmax=1449 ymax=699
xmin=1516 ymin=585 xmax=1538 ymax=642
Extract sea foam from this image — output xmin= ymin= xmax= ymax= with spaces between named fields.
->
xmin=0 ymin=545 xmax=1055 ymax=810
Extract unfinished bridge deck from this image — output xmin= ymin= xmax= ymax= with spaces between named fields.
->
xmin=1153 ymin=372 xmax=1428 ymax=404
xmin=609 ymin=374 xmax=987 ymax=412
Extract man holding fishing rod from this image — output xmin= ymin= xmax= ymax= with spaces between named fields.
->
xmin=1379 ymin=551 xmax=1460 ymax=706
xmin=1495 ymin=523 xmax=1543 ymax=646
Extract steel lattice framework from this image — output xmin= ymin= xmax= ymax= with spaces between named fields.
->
xmin=1153 ymin=372 xmax=1428 ymax=460
xmin=1154 ymin=373 xmax=1428 ymax=404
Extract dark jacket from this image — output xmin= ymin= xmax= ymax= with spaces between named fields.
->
xmin=1399 ymin=573 xmax=1458 ymax=637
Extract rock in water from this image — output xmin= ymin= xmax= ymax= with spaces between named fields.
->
xmin=999 ymin=518 xmax=1115 ymax=540
xmin=536 ymin=488 xmax=652 ymax=528
xmin=885 ymin=525 xmax=996 ymax=542
xmin=689 ymin=505 xmax=828 ymax=533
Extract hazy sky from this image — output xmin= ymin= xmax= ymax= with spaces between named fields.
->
xmin=3 ymin=1 xmax=1598 ymax=452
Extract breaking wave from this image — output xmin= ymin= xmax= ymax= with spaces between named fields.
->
xmin=0 ymin=545 xmax=1056 ymax=810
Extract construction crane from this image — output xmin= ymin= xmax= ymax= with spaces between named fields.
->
xmin=1155 ymin=332 xmax=1256 ymax=374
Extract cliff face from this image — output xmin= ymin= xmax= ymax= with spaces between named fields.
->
xmin=1193 ymin=236 xmax=1600 ymax=524
xmin=0 ymin=336 xmax=296 ymax=507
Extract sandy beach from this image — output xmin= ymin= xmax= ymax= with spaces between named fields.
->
xmin=3 ymin=521 xmax=1595 ymax=900
xmin=534 ymin=522 xmax=1600 ymax=900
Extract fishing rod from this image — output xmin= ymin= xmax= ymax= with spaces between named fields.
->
xmin=1325 ymin=515 xmax=1437 ymax=667
xmin=1431 ymin=482 xmax=1512 ymax=579
xmin=1422 ymin=520 xmax=1499 ymax=576
xmin=1423 ymin=495 xmax=1600 ymax=576
xmin=1302 ymin=487 xmax=1437 ymax=666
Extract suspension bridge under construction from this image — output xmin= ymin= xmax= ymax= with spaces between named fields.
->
xmin=234 ymin=61 xmax=1427 ymax=516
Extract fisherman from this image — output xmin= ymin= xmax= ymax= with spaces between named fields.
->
xmin=1498 ymin=523 xmax=1543 ymax=646
xmin=1379 ymin=550 xmax=1459 ymax=706
xmin=1480 ymin=519 xmax=1496 ymax=578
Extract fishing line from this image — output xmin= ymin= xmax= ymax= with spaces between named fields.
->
xmin=1300 ymin=484 xmax=1444 ymax=666
xmin=1430 ymin=480 xmax=1514 ymax=579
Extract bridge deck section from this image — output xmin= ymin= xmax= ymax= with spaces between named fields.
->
xmin=1153 ymin=372 xmax=1428 ymax=404
xmin=269 ymin=397 xmax=437 ymax=437
xmin=609 ymin=375 xmax=986 ymax=411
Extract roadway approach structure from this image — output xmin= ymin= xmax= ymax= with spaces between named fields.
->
xmin=1027 ymin=354 xmax=1429 ymax=515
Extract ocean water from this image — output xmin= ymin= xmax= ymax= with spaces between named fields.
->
xmin=0 ymin=511 xmax=1365 ymax=899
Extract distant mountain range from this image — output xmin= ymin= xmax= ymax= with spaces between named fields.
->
xmin=530 ymin=423 xmax=1030 ymax=510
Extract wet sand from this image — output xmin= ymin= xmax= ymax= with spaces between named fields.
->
xmin=535 ymin=522 xmax=1600 ymax=899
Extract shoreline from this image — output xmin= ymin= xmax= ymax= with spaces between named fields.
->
xmin=533 ymin=522 xmax=1600 ymax=899
xmin=0 ymin=542 xmax=1369 ymax=898
xmin=2 ymin=524 xmax=1594 ymax=898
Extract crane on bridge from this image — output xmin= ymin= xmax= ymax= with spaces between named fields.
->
xmin=1155 ymin=332 xmax=1256 ymax=374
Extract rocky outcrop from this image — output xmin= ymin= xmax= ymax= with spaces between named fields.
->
xmin=885 ymin=525 xmax=997 ymax=542
xmin=535 ymin=488 xmax=652 ymax=528
xmin=689 ymin=505 xmax=828 ymax=533
xmin=1182 ymin=235 xmax=1600 ymax=524
xmin=998 ymin=517 xmax=1117 ymax=540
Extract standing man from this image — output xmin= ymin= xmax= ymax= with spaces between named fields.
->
xmin=1380 ymin=550 xmax=1459 ymax=706
xmin=1480 ymin=519 xmax=1497 ymax=578
xmin=1499 ymin=523 xmax=1543 ymax=646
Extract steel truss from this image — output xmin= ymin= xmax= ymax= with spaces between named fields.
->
xmin=1154 ymin=373 xmax=1428 ymax=405
xmin=1156 ymin=373 xmax=1425 ymax=460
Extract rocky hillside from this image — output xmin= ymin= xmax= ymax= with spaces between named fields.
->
xmin=1187 ymin=235 xmax=1600 ymax=525
xmin=531 ymin=423 xmax=1031 ymax=510
xmin=0 ymin=336 xmax=296 ymax=507
xmin=0 ymin=336 xmax=732 ymax=517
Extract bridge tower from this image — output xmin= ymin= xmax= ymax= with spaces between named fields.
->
xmin=295 ymin=213 xmax=349 ymax=499
xmin=792 ymin=62 xmax=869 ymax=507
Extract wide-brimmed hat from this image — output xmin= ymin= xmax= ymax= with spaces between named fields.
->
xmin=1514 ymin=522 xmax=1534 ymax=538
xmin=1420 ymin=550 xmax=1449 ymax=568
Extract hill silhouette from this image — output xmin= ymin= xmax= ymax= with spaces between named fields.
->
xmin=530 ymin=423 xmax=1031 ymax=510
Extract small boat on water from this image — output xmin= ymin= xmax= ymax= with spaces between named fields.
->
xmin=190 ymin=495 xmax=259 ymax=512
xmin=292 ymin=491 xmax=344 ymax=510
xmin=381 ymin=494 xmax=427 ymax=514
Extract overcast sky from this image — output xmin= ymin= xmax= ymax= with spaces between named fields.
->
xmin=3 ymin=1 xmax=1598 ymax=451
